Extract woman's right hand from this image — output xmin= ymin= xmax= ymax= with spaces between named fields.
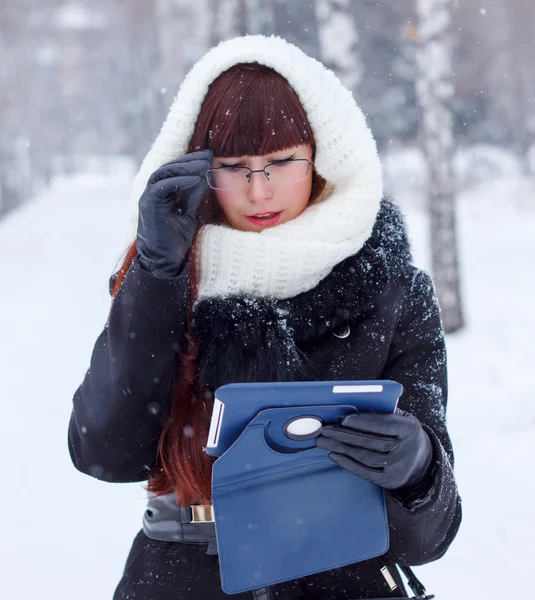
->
xmin=136 ymin=149 xmax=213 ymax=278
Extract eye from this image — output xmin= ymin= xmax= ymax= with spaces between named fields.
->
xmin=270 ymin=158 xmax=294 ymax=167
xmin=220 ymin=163 xmax=244 ymax=172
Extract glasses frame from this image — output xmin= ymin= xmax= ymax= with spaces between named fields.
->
xmin=205 ymin=158 xmax=314 ymax=191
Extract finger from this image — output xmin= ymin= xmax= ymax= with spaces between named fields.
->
xmin=341 ymin=413 xmax=413 ymax=439
xmin=328 ymin=452 xmax=385 ymax=482
xmin=149 ymin=161 xmax=211 ymax=184
xmin=319 ymin=426 xmax=398 ymax=453
xmin=155 ymin=150 xmax=213 ymax=171
xmin=178 ymin=149 xmax=214 ymax=162
xmin=180 ymin=178 xmax=209 ymax=215
xmin=317 ymin=437 xmax=390 ymax=470
xmin=149 ymin=160 xmax=211 ymax=184
xmin=148 ymin=175 xmax=201 ymax=200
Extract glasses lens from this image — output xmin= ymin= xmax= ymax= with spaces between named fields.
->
xmin=265 ymin=160 xmax=310 ymax=185
xmin=206 ymin=167 xmax=250 ymax=190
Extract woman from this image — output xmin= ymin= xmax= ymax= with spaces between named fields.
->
xmin=68 ymin=35 xmax=461 ymax=599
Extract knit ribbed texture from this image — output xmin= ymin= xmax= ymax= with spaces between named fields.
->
xmin=128 ymin=35 xmax=383 ymax=300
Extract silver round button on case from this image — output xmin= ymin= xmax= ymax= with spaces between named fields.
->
xmin=283 ymin=416 xmax=324 ymax=441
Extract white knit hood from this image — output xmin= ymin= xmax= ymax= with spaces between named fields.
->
xmin=129 ymin=35 xmax=383 ymax=300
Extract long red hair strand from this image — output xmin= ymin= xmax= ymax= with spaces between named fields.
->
xmin=111 ymin=63 xmax=326 ymax=506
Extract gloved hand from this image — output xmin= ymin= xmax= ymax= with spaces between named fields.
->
xmin=316 ymin=409 xmax=434 ymax=490
xmin=136 ymin=149 xmax=213 ymax=278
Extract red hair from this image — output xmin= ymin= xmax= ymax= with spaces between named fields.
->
xmin=112 ymin=63 xmax=326 ymax=506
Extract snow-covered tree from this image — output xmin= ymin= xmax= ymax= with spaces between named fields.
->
xmin=416 ymin=0 xmax=464 ymax=333
xmin=244 ymin=0 xmax=275 ymax=35
xmin=270 ymin=0 xmax=321 ymax=59
xmin=315 ymin=0 xmax=362 ymax=92
xmin=500 ymin=0 xmax=535 ymax=170
xmin=155 ymin=0 xmax=212 ymax=108
xmin=350 ymin=1 xmax=419 ymax=146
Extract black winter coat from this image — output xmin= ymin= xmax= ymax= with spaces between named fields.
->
xmin=68 ymin=199 xmax=461 ymax=599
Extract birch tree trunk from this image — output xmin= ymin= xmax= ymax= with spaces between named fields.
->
xmin=315 ymin=0 xmax=362 ymax=92
xmin=0 ymin=3 xmax=35 ymax=215
xmin=270 ymin=0 xmax=321 ymax=59
xmin=210 ymin=0 xmax=242 ymax=43
xmin=505 ymin=0 xmax=535 ymax=172
xmin=416 ymin=0 xmax=464 ymax=333
xmin=118 ymin=0 xmax=165 ymax=164
xmin=245 ymin=0 xmax=275 ymax=35
xmin=156 ymin=0 xmax=212 ymax=108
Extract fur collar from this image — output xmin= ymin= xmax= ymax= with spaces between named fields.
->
xmin=194 ymin=198 xmax=412 ymax=389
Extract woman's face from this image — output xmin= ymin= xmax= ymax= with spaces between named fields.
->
xmin=210 ymin=143 xmax=314 ymax=232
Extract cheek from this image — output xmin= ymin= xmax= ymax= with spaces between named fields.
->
xmin=290 ymin=177 xmax=314 ymax=213
xmin=215 ymin=189 xmax=231 ymax=205
xmin=215 ymin=190 xmax=238 ymax=214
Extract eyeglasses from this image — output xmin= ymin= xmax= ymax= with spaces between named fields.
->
xmin=206 ymin=158 xmax=314 ymax=191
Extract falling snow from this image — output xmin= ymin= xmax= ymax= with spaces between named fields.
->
xmin=0 ymin=165 xmax=533 ymax=598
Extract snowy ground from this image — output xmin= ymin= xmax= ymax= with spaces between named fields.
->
xmin=1 ymin=167 xmax=534 ymax=599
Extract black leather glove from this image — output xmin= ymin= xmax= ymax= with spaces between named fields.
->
xmin=136 ymin=149 xmax=213 ymax=278
xmin=316 ymin=409 xmax=434 ymax=491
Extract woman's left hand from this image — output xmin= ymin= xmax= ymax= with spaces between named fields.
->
xmin=316 ymin=410 xmax=433 ymax=490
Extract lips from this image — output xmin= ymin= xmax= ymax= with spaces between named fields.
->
xmin=246 ymin=211 xmax=282 ymax=227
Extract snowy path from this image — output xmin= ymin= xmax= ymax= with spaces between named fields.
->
xmin=1 ymin=172 xmax=533 ymax=598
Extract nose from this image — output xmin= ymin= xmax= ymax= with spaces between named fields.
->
xmin=247 ymin=170 xmax=272 ymax=203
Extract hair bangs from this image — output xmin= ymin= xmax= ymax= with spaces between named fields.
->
xmin=189 ymin=63 xmax=314 ymax=158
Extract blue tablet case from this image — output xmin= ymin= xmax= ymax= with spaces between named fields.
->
xmin=209 ymin=381 xmax=402 ymax=595
xmin=206 ymin=380 xmax=402 ymax=457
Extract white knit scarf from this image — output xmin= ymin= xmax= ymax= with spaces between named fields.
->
xmin=128 ymin=35 xmax=383 ymax=301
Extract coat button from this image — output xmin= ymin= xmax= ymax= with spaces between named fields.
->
xmin=333 ymin=324 xmax=351 ymax=339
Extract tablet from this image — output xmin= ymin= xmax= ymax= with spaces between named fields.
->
xmin=205 ymin=380 xmax=402 ymax=457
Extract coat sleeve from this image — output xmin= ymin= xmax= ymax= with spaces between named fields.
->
xmin=68 ymin=256 xmax=188 ymax=483
xmin=380 ymin=268 xmax=462 ymax=565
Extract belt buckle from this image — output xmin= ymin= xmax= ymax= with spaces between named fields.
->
xmin=190 ymin=504 xmax=214 ymax=523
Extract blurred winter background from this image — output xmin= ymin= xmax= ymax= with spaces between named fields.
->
xmin=1 ymin=1 xmax=534 ymax=598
